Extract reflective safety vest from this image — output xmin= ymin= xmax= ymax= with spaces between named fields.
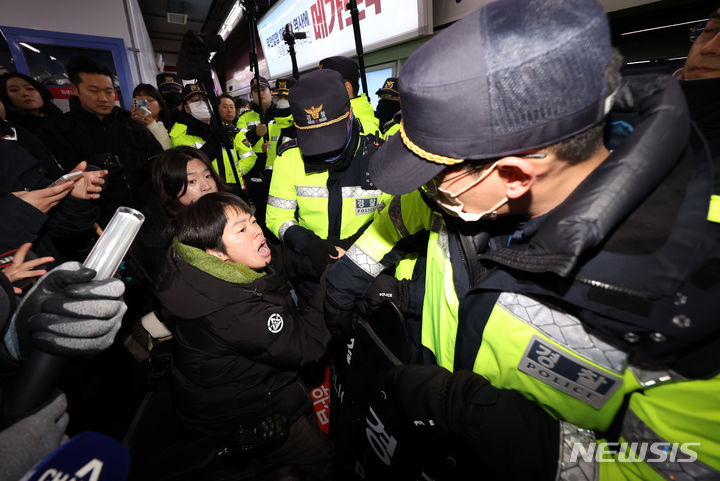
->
xmin=342 ymin=192 xmax=720 ymax=480
xmin=266 ymin=113 xmax=294 ymax=170
xmin=351 ymin=94 xmax=382 ymax=138
xmin=169 ymin=122 xmax=253 ymax=188
xmin=266 ymin=137 xmax=390 ymax=245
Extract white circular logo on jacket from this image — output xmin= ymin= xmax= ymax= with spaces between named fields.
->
xmin=268 ymin=313 xmax=284 ymax=333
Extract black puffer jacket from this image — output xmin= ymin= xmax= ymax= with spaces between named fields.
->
xmin=155 ymin=239 xmax=330 ymax=438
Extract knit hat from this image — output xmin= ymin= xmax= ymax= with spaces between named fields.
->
xmin=369 ymin=0 xmax=613 ymax=195
xmin=290 ymin=69 xmax=351 ymax=156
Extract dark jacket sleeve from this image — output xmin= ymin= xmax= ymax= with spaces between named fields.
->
xmin=0 ymin=194 xmax=48 ymax=253
xmin=209 ymin=276 xmax=330 ymax=369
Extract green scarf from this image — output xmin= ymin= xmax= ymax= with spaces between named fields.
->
xmin=172 ymin=237 xmax=266 ymax=284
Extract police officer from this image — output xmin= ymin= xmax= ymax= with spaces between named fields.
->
xmin=169 ymin=83 xmax=253 ymax=198
xmin=156 ymin=72 xmax=184 ymax=113
xmin=266 ymin=69 xmax=389 ymax=280
xmin=268 ymin=77 xmax=297 ymax=169
xmin=319 ymin=56 xmax=381 ymax=138
xmin=374 ymin=77 xmax=401 ymax=137
xmin=237 ymin=76 xmax=274 ymax=225
xmin=326 ymin=1 xmax=720 ymax=479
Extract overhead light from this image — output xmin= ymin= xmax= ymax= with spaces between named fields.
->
xmin=621 ymin=19 xmax=705 ymax=36
xmin=19 ymin=42 xmax=40 ymax=53
xmin=167 ymin=12 xmax=188 ymax=24
xmin=50 ymin=55 xmax=57 ymax=61
xmin=218 ymin=1 xmax=243 ymax=40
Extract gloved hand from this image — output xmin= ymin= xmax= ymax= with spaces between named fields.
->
xmin=384 ymin=365 xmax=560 ymax=480
xmin=4 ymin=262 xmax=126 ymax=361
xmin=303 ymin=235 xmax=339 ymax=273
xmin=323 ymin=295 xmax=356 ymax=340
xmin=361 ymin=274 xmax=410 ymax=313
xmin=0 ymin=391 xmax=68 ymax=481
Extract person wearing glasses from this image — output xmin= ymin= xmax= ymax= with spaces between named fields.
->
xmin=323 ymin=0 xmax=720 ymax=479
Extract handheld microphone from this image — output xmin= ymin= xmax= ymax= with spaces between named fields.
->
xmin=0 ymin=207 xmax=145 ymax=428
xmin=19 ymin=431 xmax=130 ymax=481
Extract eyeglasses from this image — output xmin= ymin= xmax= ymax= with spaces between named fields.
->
xmin=690 ymin=20 xmax=720 ymax=43
xmin=420 ymin=153 xmax=547 ymax=199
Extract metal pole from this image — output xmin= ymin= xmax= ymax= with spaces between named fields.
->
xmin=347 ymin=0 xmax=368 ymax=98
xmin=245 ymin=0 xmax=266 ymax=127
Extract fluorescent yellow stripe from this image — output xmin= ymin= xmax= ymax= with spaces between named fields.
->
xmin=708 ymin=195 xmax=720 ymax=223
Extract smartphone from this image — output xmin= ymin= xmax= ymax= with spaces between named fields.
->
xmin=132 ymin=98 xmax=148 ymax=109
xmin=138 ymin=106 xmax=152 ymax=117
xmin=49 ymin=171 xmax=83 ymax=187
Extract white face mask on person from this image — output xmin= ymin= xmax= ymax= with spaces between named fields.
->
xmin=188 ymin=100 xmax=212 ymax=121
xmin=426 ymin=160 xmax=508 ymax=222
xmin=275 ymin=99 xmax=290 ymax=109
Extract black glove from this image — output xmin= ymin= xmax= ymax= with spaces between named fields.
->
xmin=0 ymin=391 xmax=68 ymax=481
xmin=4 ymin=262 xmax=126 ymax=360
xmin=303 ymin=235 xmax=338 ymax=273
xmin=323 ymin=295 xmax=356 ymax=340
xmin=384 ymin=365 xmax=560 ymax=480
xmin=362 ymin=274 xmax=410 ymax=313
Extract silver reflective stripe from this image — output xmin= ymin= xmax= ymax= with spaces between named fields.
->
xmin=296 ymin=186 xmax=329 ymax=198
xmin=346 ymin=244 xmax=384 ymax=277
xmin=341 ymin=187 xmax=383 ymax=198
xmin=247 ymin=121 xmax=260 ymax=127
xmin=270 ymin=136 xmax=280 ymax=141
xmin=239 ymin=128 xmax=249 ymax=133
xmin=437 ymin=225 xmax=451 ymax=260
xmin=278 ymin=220 xmax=298 ymax=242
xmin=627 ymin=365 xmax=681 ymax=388
xmin=237 ymin=150 xmax=255 ymax=159
xmin=193 ymin=142 xmax=205 ymax=148
xmin=281 ymin=136 xmax=293 ymax=144
xmin=557 ymin=421 xmax=598 ymax=481
xmin=267 ymin=195 xmax=297 ymax=210
xmin=622 ymin=410 xmax=720 ymax=480
xmin=497 ymin=293 xmax=627 ymax=374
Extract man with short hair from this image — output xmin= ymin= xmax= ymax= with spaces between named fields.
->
xmin=46 ymin=57 xmax=163 ymax=224
xmin=217 ymin=93 xmax=237 ymax=125
xmin=325 ymin=0 xmax=720 ymax=479
xmin=319 ymin=56 xmax=381 ymax=137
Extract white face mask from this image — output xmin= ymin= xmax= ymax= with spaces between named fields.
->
xmin=428 ymin=160 xmax=508 ymax=222
xmin=188 ymin=100 xmax=212 ymax=121
xmin=275 ymin=99 xmax=290 ymax=109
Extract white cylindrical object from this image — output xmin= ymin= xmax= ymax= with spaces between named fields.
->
xmin=84 ymin=207 xmax=145 ymax=281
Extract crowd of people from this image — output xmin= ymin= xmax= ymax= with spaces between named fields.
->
xmin=0 ymin=0 xmax=719 ymax=479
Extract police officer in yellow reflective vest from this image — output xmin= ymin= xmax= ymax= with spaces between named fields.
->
xmin=266 ymin=69 xmax=389 ymax=282
xmin=169 ymin=83 xmax=253 ymax=198
xmin=325 ymin=1 xmax=720 ymax=479
xmin=319 ymin=56 xmax=382 ymax=138
xmin=375 ymin=77 xmax=401 ymax=137
xmin=267 ymin=77 xmax=297 ymax=169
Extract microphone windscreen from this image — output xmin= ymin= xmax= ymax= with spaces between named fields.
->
xmin=20 ymin=431 xmax=130 ymax=481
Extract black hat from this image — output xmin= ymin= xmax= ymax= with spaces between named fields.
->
xmin=376 ymin=77 xmax=398 ymax=97
xmin=274 ymin=77 xmax=296 ymax=96
xmin=369 ymin=0 xmax=612 ymax=195
xmin=290 ymin=70 xmax=351 ymax=156
xmin=156 ymin=73 xmax=182 ymax=93
xmin=182 ymin=83 xmax=207 ymax=102
xmin=319 ymin=56 xmax=359 ymax=85
xmin=250 ymin=76 xmax=271 ymax=90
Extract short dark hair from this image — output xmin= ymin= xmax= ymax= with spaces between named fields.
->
xmin=66 ymin=56 xmax=114 ymax=86
xmin=235 ymin=97 xmax=251 ymax=110
xmin=545 ymin=49 xmax=624 ymax=165
xmin=218 ymin=93 xmax=234 ymax=103
xmin=152 ymin=146 xmax=227 ymax=215
xmin=172 ymin=192 xmax=252 ymax=254
xmin=133 ymin=83 xmax=175 ymax=129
